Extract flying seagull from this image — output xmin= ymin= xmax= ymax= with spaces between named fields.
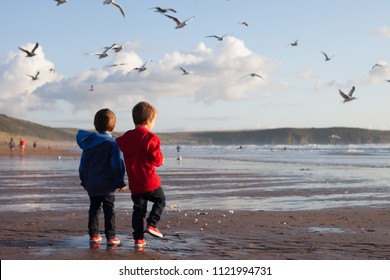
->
xmin=237 ymin=21 xmax=249 ymax=27
xmin=87 ymin=44 xmax=115 ymax=59
xmin=152 ymin=6 xmax=176 ymax=13
xmin=329 ymin=134 xmax=341 ymax=140
xmin=106 ymin=63 xmax=128 ymax=67
xmin=125 ymin=59 xmax=153 ymax=75
xmin=289 ymin=39 xmax=299 ymax=46
xmin=245 ymin=73 xmax=264 ymax=80
xmin=54 ymin=0 xmax=67 ymax=6
xmin=321 ymin=51 xmax=334 ymax=61
xmin=339 ymin=86 xmax=356 ymax=103
xmin=102 ymin=42 xmax=120 ymax=54
xmin=206 ymin=34 xmax=227 ymax=41
xmin=87 ymin=51 xmax=110 ymax=59
xmin=372 ymin=63 xmax=383 ymax=70
xmin=112 ymin=42 xmax=130 ymax=55
xmin=103 ymin=0 xmax=126 ymax=21
xmin=27 ymin=71 xmax=40 ymax=81
xmin=133 ymin=59 xmax=152 ymax=72
xmin=165 ymin=15 xmax=194 ymax=29
xmin=179 ymin=67 xmax=191 ymax=75
xmin=19 ymin=42 xmax=39 ymax=57
xmin=103 ymin=43 xmax=119 ymax=51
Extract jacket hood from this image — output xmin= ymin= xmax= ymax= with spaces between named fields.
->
xmin=76 ymin=130 xmax=114 ymax=150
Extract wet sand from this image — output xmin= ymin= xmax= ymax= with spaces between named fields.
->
xmin=0 ymin=148 xmax=389 ymax=260
xmin=0 ymin=206 xmax=389 ymax=260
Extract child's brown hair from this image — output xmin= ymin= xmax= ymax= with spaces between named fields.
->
xmin=94 ymin=108 xmax=116 ymax=133
xmin=132 ymin=101 xmax=158 ymax=125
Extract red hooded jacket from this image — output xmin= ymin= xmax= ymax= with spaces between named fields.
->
xmin=116 ymin=126 xmax=164 ymax=195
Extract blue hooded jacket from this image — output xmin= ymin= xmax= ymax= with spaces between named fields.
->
xmin=76 ymin=130 xmax=126 ymax=196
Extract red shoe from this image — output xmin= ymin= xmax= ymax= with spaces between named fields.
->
xmin=145 ymin=225 xmax=163 ymax=238
xmin=107 ymin=237 xmax=121 ymax=246
xmin=89 ymin=235 xmax=102 ymax=244
xmin=134 ymin=239 xmax=146 ymax=248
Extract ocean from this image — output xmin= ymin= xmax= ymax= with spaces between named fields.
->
xmin=0 ymin=144 xmax=389 ymax=212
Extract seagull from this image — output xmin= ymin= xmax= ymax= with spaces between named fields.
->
xmin=87 ymin=44 xmax=114 ymax=59
xmin=372 ymin=63 xmax=383 ymax=70
xmin=125 ymin=59 xmax=153 ymax=75
xmin=103 ymin=43 xmax=119 ymax=51
xmin=49 ymin=68 xmax=56 ymax=73
xmin=152 ymin=6 xmax=177 ymax=13
xmin=180 ymin=67 xmax=191 ymax=75
xmin=133 ymin=59 xmax=152 ymax=72
xmin=329 ymin=134 xmax=341 ymax=140
xmin=103 ymin=0 xmax=126 ymax=21
xmin=246 ymin=73 xmax=264 ymax=80
xmin=165 ymin=15 xmax=194 ymax=29
xmin=87 ymin=51 xmax=110 ymax=59
xmin=27 ymin=71 xmax=40 ymax=81
xmin=321 ymin=51 xmax=334 ymax=61
xmin=206 ymin=34 xmax=227 ymax=41
xmin=19 ymin=42 xmax=39 ymax=57
xmin=54 ymin=0 xmax=67 ymax=6
xmin=89 ymin=85 xmax=94 ymax=91
xmin=289 ymin=39 xmax=299 ymax=46
xmin=237 ymin=21 xmax=249 ymax=27
xmin=339 ymin=86 xmax=356 ymax=103
xmin=112 ymin=42 xmax=130 ymax=55
xmin=106 ymin=63 xmax=128 ymax=67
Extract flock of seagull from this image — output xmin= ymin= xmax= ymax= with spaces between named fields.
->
xmin=81 ymin=2 xmax=198 ymax=78
xmin=18 ymin=1 xmax=389 ymax=104
xmin=18 ymin=42 xmax=43 ymax=81
xmin=87 ymin=42 xmax=131 ymax=59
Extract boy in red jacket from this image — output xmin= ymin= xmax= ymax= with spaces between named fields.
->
xmin=116 ymin=101 xmax=165 ymax=248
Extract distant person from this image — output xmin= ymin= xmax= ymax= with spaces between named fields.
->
xmin=33 ymin=141 xmax=37 ymax=149
xmin=116 ymin=101 xmax=165 ymax=248
xmin=76 ymin=108 xmax=126 ymax=246
xmin=19 ymin=138 xmax=25 ymax=152
xmin=8 ymin=138 xmax=16 ymax=152
xmin=176 ymin=144 xmax=182 ymax=160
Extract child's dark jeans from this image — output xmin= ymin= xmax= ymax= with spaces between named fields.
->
xmin=131 ymin=187 xmax=166 ymax=240
xmin=88 ymin=195 xmax=116 ymax=239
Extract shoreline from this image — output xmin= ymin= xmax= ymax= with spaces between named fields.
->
xmin=0 ymin=145 xmax=80 ymax=158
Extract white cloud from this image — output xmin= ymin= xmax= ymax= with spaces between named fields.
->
xmin=365 ymin=61 xmax=390 ymax=83
xmin=0 ymin=43 xmax=59 ymax=114
xmin=374 ymin=26 xmax=390 ymax=38
xmin=1 ymin=37 xmax=279 ymax=118
xmin=300 ymin=68 xmax=317 ymax=79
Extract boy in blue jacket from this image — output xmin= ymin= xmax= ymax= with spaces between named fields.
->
xmin=76 ymin=108 xmax=126 ymax=246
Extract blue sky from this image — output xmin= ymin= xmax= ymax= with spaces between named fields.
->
xmin=1 ymin=0 xmax=390 ymax=132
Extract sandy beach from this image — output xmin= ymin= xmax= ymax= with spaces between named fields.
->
xmin=0 ymin=147 xmax=389 ymax=260
xmin=0 ymin=144 xmax=78 ymax=158
xmin=0 ymin=206 xmax=389 ymax=260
